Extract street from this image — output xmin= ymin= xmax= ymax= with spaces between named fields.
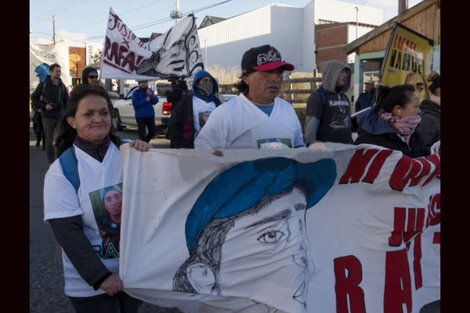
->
xmin=29 ymin=126 xmax=179 ymax=313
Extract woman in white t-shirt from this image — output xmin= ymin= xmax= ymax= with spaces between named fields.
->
xmin=43 ymin=84 xmax=149 ymax=313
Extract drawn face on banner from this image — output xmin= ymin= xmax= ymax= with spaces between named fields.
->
xmin=176 ymin=188 xmax=314 ymax=309
xmin=219 ymin=188 xmax=313 ymax=306
xmin=405 ymin=72 xmax=428 ymax=103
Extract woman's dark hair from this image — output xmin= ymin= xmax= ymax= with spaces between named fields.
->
xmin=81 ymin=66 xmax=99 ymax=85
xmin=55 ymin=84 xmax=121 ymax=157
xmin=377 ymin=84 xmax=416 ymax=113
xmin=427 ymin=71 xmax=440 ymax=95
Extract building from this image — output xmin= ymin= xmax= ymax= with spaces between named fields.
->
xmin=196 ymin=0 xmax=383 ymax=73
xmin=341 ymin=0 xmax=440 ymax=103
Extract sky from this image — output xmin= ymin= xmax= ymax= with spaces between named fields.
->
xmin=29 ymin=0 xmax=424 ymax=45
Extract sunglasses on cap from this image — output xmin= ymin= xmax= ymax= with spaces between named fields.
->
xmin=88 ymin=75 xmax=98 ymax=79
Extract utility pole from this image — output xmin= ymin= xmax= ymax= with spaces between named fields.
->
xmin=52 ymin=15 xmax=56 ymax=44
xmin=354 ymin=7 xmax=358 ymax=39
xmin=170 ymin=0 xmax=183 ymax=25
xmin=39 ymin=15 xmax=56 ymax=44
xmin=398 ymin=0 xmax=408 ymax=15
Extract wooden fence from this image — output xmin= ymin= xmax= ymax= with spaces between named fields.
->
xmin=219 ymin=77 xmax=322 ymax=105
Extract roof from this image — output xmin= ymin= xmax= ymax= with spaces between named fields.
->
xmin=198 ymin=16 xmax=227 ymax=29
xmin=341 ymin=0 xmax=438 ymax=55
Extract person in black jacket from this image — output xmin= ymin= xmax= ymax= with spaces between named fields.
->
xmin=355 ymin=84 xmax=427 ymax=158
xmin=167 ymin=79 xmax=188 ymax=109
xmin=31 ymin=63 xmax=69 ymax=163
xmin=167 ymin=70 xmax=221 ymax=148
xmin=415 ymin=72 xmax=440 ymax=153
xmin=355 ymin=79 xmax=375 ymax=113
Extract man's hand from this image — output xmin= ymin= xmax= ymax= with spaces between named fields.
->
xmin=45 ymin=104 xmax=53 ymax=111
xmin=129 ymin=139 xmax=151 ymax=151
xmin=99 ymin=273 xmax=123 ymax=296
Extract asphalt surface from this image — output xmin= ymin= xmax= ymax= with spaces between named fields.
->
xmin=29 ymin=127 xmax=181 ymax=313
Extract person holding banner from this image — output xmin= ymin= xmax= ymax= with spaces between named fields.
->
xmin=415 ymin=72 xmax=440 ymax=153
xmin=131 ymin=80 xmax=159 ymax=143
xmin=194 ymin=45 xmax=304 ymax=150
xmin=167 ymin=70 xmax=222 ymax=148
xmin=304 ymin=60 xmax=353 ymax=146
xmin=43 ymin=84 xmax=148 ymax=313
xmin=355 ymin=84 xmax=427 ymax=157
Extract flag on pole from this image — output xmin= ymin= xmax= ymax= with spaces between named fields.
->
xmin=100 ymin=7 xmax=204 ymax=80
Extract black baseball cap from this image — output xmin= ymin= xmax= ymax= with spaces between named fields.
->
xmin=241 ymin=45 xmax=294 ymax=72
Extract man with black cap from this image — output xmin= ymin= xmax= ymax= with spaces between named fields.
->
xmin=194 ymin=44 xmax=304 ymax=150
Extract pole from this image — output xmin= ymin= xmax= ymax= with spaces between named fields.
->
xmin=175 ymin=0 xmax=179 ymax=25
xmin=205 ymin=39 xmax=208 ymax=66
xmin=52 ymin=15 xmax=56 ymax=44
xmin=354 ymin=7 xmax=358 ymax=39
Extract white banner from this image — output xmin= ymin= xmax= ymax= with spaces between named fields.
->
xmin=100 ymin=8 xmax=204 ymax=80
xmin=120 ymin=143 xmax=440 ymax=313
xmin=30 ymin=42 xmax=71 ymax=91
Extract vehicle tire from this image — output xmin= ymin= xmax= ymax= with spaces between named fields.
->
xmin=112 ymin=109 xmax=124 ymax=131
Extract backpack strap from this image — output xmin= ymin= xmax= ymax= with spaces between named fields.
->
xmin=317 ymin=86 xmax=328 ymax=112
xmin=59 ymin=146 xmax=80 ymax=192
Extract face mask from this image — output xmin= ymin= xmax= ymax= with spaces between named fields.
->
xmin=197 ymin=80 xmax=214 ymax=97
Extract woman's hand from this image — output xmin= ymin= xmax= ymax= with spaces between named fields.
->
xmin=99 ymin=273 xmax=123 ymax=296
xmin=129 ymin=139 xmax=151 ymax=152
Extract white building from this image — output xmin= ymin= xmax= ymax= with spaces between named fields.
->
xmin=197 ymin=0 xmax=383 ymax=73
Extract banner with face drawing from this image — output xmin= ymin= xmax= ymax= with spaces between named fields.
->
xmin=119 ymin=142 xmax=440 ymax=313
xmin=100 ymin=7 xmax=204 ymax=81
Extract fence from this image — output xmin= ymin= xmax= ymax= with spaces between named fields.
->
xmin=219 ymin=77 xmax=322 ymax=105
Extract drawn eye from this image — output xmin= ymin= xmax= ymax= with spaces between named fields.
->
xmin=257 ymin=230 xmax=285 ymax=244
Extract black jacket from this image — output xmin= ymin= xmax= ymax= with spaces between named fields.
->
xmin=355 ymin=106 xmax=428 ymax=158
xmin=355 ymin=89 xmax=375 ymax=112
xmin=355 ymin=131 xmax=427 ymax=158
xmin=31 ymin=77 xmax=68 ymax=119
xmin=415 ymin=100 xmax=440 ymax=153
xmin=167 ymin=93 xmax=221 ymax=148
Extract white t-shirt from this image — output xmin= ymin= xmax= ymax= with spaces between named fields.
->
xmin=192 ymin=95 xmax=216 ymax=137
xmin=194 ymin=93 xmax=304 ymax=150
xmin=43 ymin=143 xmax=123 ymax=297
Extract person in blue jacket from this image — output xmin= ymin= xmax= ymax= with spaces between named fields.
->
xmin=131 ymin=80 xmax=159 ymax=142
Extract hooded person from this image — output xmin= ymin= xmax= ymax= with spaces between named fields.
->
xmin=414 ymin=72 xmax=440 ymax=153
xmin=304 ymin=60 xmax=353 ymax=145
xmin=167 ymin=70 xmax=222 ymax=148
xmin=81 ymin=66 xmax=100 ymax=86
xmin=355 ymin=84 xmax=427 ymax=158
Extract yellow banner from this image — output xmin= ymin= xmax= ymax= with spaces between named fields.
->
xmin=380 ymin=23 xmax=434 ymax=103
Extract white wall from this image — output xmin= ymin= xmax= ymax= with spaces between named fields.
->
xmin=302 ymin=1 xmax=316 ymax=72
xmin=346 ymin=24 xmax=376 ymax=63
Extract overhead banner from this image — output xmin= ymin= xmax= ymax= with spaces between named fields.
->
xmin=380 ymin=23 xmax=434 ymax=102
xmin=119 ymin=142 xmax=440 ymax=313
xmin=30 ymin=42 xmax=71 ymax=91
xmin=100 ymin=8 xmax=204 ymax=80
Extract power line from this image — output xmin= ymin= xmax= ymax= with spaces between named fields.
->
xmin=71 ymin=0 xmax=167 ymax=31
xmin=132 ymin=0 xmax=233 ymax=31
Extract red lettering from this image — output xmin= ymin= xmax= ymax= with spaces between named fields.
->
xmin=423 ymin=154 xmax=440 ymax=185
xmin=427 ymin=193 xmax=441 ymax=245
xmin=390 ymin=154 xmax=440 ymax=191
xmin=363 ymin=150 xmax=393 ymax=183
xmin=412 ymin=234 xmax=423 ymax=289
xmin=389 ymin=208 xmax=425 ymax=246
xmin=389 ymin=207 xmax=406 ymax=247
xmin=334 ymin=256 xmax=366 ymax=313
xmin=340 ymin=149 xmax=392 ymax=184
xmin=384 ymin=250 xmax=412 ymax=313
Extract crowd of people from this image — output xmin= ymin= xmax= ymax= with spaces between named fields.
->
xmin=31 ymin=43 xmax=440 ymax=313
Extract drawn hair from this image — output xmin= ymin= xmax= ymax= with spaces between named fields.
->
xmin=173 ymin=188 xmax=303 ymax=293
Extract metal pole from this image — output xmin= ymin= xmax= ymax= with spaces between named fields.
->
xmin=52 ymin=15 xmax=56 ymax=44
xmin=354 ymin=7 xmax=358 ymax=39
xmin=175 ymin=0 xmax=179 ymax=25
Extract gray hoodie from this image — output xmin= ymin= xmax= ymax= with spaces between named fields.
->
xmin=305 ymin=61 xmax=353 ymax=144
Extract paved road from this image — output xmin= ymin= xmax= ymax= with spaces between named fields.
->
xmin=29 ymin=127 xmax=180 ymax=313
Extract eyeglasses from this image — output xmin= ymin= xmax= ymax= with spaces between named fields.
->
xmin=88 ymin=76 xmax=98 ymax=79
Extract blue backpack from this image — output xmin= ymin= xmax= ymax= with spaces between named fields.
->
xmin=59 ymin=147 xmax=80 ymax=192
